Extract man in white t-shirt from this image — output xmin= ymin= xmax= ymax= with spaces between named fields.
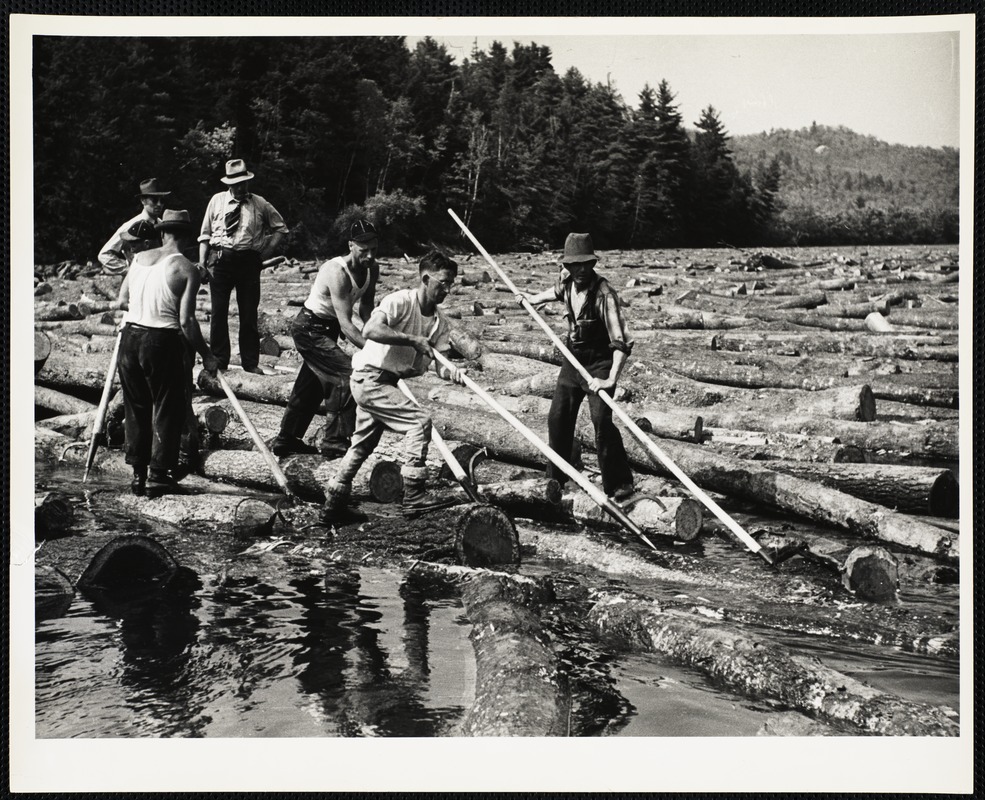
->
xmin=321 ymin=251 xmax=466 ymax=518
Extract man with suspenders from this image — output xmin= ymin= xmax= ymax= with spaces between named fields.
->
xmin=516 ymin=233 xmax=636 ymax=502
xmin=271 ymin=220 xmax=380 ymax=458
xmin=116 ymin=210 xmax=219 ymax=497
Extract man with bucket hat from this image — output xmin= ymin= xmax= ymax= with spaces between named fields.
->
xmin=198 ymin=158 xmax=289 ymax=374
xmin=117 ymin=210 xmax=219 ymax=497
xmin=516 ymin=232 xmax=636 ymax=502
xmin=98 ymin=178 xmax=170 ymax=275
xmin=270 ymin=219 xmax=380 ymax=458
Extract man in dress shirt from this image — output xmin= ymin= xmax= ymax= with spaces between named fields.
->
xmin=97 ymin=178 xmax=170 ymax=275
xmin=198 ymin=158 xmax=288 ymax=374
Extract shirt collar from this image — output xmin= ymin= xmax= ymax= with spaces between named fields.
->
xmin=227 ymin=190 xmax=252 ymax=203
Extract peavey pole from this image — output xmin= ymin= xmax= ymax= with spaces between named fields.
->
xmin=448 ymin=207 xmax=773 ymax=566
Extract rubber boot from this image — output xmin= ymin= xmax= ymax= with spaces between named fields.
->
xmin=400 ymin=466 xmax=460 ymax=516
xmin=131 ymin=466 xmax=147 ymax=497
xmin=320 ymin=478 xmax=351 ymax=523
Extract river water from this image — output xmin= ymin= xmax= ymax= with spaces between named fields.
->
xmin=33 ymin=465 xmax=959 ymax=738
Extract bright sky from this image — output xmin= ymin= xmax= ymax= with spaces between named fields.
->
xmin=410 ymin=33 xmax=961 ymax=149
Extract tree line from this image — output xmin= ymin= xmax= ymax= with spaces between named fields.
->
xmin=33 ymin=36 xmax=957 ymax=264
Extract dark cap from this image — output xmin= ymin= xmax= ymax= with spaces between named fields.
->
xmin=349 ymin=219 xmax=378 ymax=244
xmin=120 ymin=219 xmax=161 ymax=242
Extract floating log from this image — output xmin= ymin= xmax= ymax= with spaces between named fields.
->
xmin=102 ymin=491 xmax=277 ymax=536
xmin=35 ymin=491 xmax=75 ymax=538
xmin=762 ymin=461 xmax=958 ymax=517
xmin=35 ymin=331 xmax=51 ymax=374
xmin=76 ymin=534 xmax=180 ymax=594
xmin=632 ymin=404 xmax=957 ymax=461
xmin=478 ymin=477 xmax=563 ymax=520
xmin=710 ymin=330 xmax=958 ymax=362
xmin=480 ymin=339 xmax=563 ymax=365
xmin=36 ymin=410 xmax=98 ymax=439
xmin=199 ymin=449 xmax=402 ymax=504
xmin=759 ymin=532 xmax=899 ymax=601
xmin=715 ymin=384 xmax=876 ymax=422
xmin=333 ymin=503 xmax=520 ymax=567
xmin=35 ymin=385 xmax=97 ymax=417
xmin=36 ymin=565 xmax=75 ymax=621
xmin=564 ymin=491 xmax=703 ymax=542
xmin=456 ymin=572 xmax=568 ymax=735
xmin=589 ymin=594 xmax=958 ymax=735
xmin=589 ymin=422 xmax=958 ymax=561
xmin=35 ymin=347 xmax=112 ymax=394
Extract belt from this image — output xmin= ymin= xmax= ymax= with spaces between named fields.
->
xmin=126 ymin=322 xmax=180 ymax=332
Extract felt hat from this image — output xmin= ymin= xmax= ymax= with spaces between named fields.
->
xmin=120 ymin=219 xmax=160 ymax=242
xmin=349 ymin=219 xmax=379 ymax=244
xmin=135 ymin=178 xmax=172 ymax=198
xmin=154 ymin=209 xmax=194 ymax=232
xmin=561 ymin=233 xmax=597 ymax=264
xmin=220 ymin=158 xmax=255 ymax=185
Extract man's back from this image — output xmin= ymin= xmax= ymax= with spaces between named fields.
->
xmin=125 ymin=250 xmax=187 ymax=329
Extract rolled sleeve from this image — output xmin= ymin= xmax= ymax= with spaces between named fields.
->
xmin=261 ymin=198 xmax=289 ymax=235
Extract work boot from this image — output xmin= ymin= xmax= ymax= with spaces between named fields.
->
xmin=130 ymin=466 xmax=147 ymax=497
xmin=320 ymin=479 xmax=351 ymax=523
xmin=146 ymin=469 xmax=189 ymax=499
xmin=400 ymin=466 xmax=461 ymax=515
xmin=612 ymin=483 xmax=636 ymax=503
xmin=271 ymin=436 xmax=320 ymax=457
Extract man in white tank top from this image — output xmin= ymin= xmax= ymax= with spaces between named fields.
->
xmin=321 ymin=251 xmax=467 ymax=519
xmin=271 ymin=220 xmax=380 ymax=457
xmin=117 ymin=210 xmax=219 ymax=497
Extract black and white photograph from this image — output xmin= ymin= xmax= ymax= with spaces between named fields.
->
xmin=10 ymin=11 xmax=974 ymax=794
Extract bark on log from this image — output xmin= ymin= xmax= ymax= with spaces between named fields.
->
xmin=588 ymin=594 xmax=958 ymax=735
xmin=607 ymin=431 xmax=958 ymax=561
xmin=35 ymin=491 xmax=75 ymax=538
xmin=36 ymin=410 xmax=98 ymax=439
xmin=35 ymin=331 xmax=52 ymax=374
xmin=333 ymin=503 xmax=520 ymax=567
xmin=36 ymin=565 xmax=75 ymax=621
xmin=479 ymin=339 xmax=563 ymax=365
xmin=632 ymin=404 xmax=957 ymax=460
xmin=36 ymin=347 xmax=113 ymax=393
xmin=456 ymin=573 xmax=569 ymax=736
xmin=564 ymin=492 xmax=703 ymax=542
xmin=478 ymin=477 xmax=563 ymax=520
xmin=199 ymin=449 xmax=403 ymax=504
xmin=711 ymin=330 xmax=958 ymax=362
xmin=524 ymin=528 xmax=957 ymax=658
xmin=700 ymin=430 xmax=866 ymax=464
xmin=448 ymin=327 xmax=484 ymax=360
xmin=886 ymin=309 xmax=959 ymax=330
xmin=34 ymin=315 xmax=119 ymax=335
xmin=762 ymin=461 xmax=958 ymax=517
xmin=197 ymin=368 xmax=295 ymax=405
xmin=98 ymin=491 xmax=277 ymax=536
xmin=35 ymin=385 xmax=98 ymax=416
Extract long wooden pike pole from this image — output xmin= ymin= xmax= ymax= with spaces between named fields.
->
xmin=448 ymin=208 xmax=773 ymax=566
xmin=431 ymin=348 xmax=658 ymax=552
xmin=216 ymin=371 xmax=294 ymax=499
xmin=398 ymin=379 xmax=481 ymax=502
xmin=82 ymin=331 xmax=123 ymax=482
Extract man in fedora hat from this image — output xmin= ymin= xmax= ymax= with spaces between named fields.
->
xmin=516 ymin=232 xmax=636 ymax=502
xmin=98 ymin=178 xmax=170 ymax=275
xmin=198 ymin=158 xmax=288 ymax=375
xmin=271 ymin=219 xmax=380 ymax=458
xmin=117 ymin=210 xmax=219 ymax=497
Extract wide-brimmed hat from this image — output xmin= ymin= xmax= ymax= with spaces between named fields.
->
xmin=220 ymin=158 xmax=255 ymax=185
xmin=155 ymin=209 xmax=194 ymax=232
xmin=562 ymin=233 xmax=597 ymax=264
xmin=135 ymin=178 xmax=172 ymax=198
xmin=120 ymin=219 xmax=161 ymax=242
xmin=349 ymin=219 xmax=378 ymax=244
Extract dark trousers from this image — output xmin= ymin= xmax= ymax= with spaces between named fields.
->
xmin=209 ymin=248 xmax=262 ymax=370
xmin=277 ymin=308 xmax=355 ymax=452
xmin=546 ymin=345 xmax=633 ymax=495
xmin=117 ymin=324 xmax=187 ymax=472
xmin=179 ymin=340 xmax=199 ymax=467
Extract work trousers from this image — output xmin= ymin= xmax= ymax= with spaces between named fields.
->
xmin=277 ymin=308 xmax=355 ymax=452
xmin=334 ymin=367 xmax=431 ymax=485
xmin=117 ymin=324 xmax=187 ymax=472
xmin=209 ymin=248 xmax=262 ymax=370
xmin=546 ymin=344 xmax=633 ymax=496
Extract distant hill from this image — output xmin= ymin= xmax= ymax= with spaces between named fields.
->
xmin=730 ymin=124 xmax=959 ymax=244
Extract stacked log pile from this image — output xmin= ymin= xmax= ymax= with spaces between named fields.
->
xmin=32 ymin=245 xmax=961 ymax=736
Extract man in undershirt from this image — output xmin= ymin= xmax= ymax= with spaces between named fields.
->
xmin=271 ymin=220 xmax=380 ymax=457
xmin=320 ymin=250 xmax=466 ymax=519
xmin=516 ymin=232 xmax=636 ymax=502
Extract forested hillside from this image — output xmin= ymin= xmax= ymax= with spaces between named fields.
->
xmin=33 ymin=36 xmax=958 ymax=264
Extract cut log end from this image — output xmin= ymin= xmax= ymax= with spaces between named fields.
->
xmin=76 ymin=535 xmax=179 ymax=593
xmin=842 ymin=546 xmax=899 ymax=602
xmin=858 ymin=385 xmax=876 ymax=422
xmin=455 ymin=504 xmax=521 ymax=568
xmin=672 ymin=498 xmax=704 ymax=542
xmin=35 ymin=331 xmax=52 ymax=373
xmin=929 ymin=470 xmax=959 ymax=518
xmin=368 ymin=460 xmax=403 ymax=504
